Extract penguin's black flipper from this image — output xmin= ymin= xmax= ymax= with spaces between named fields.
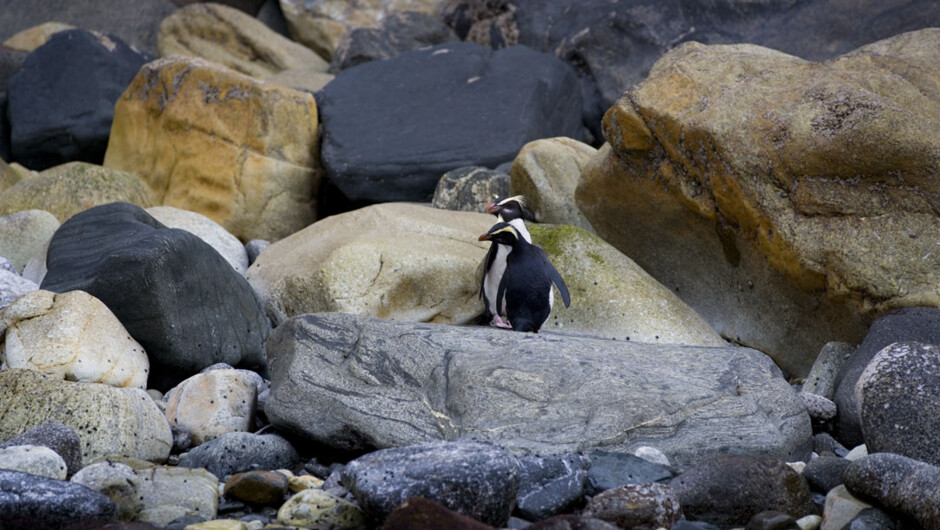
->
xmin=546 ymin=262 xmax=570 ymax=308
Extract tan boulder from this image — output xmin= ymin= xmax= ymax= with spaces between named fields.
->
xmin=0 ymin=369 xmax=172 ymax=466
xmin=158 ymin=3 xmax=329 ymax=79
xmin=510 ymin=137 xmax=597 ymax=232
xmin=2 ymin=22 xmax=75 ymax=52
xmin=246 ymin=202 xmax=491 ymax=325
xmin=576 ymin=29 xmax=940 ymax=376
xmin=0 ymin=210 xmax=59 ymax=274
xmin=0 ymin=159 xmax=22 ymax=193
xmin=527 ymin=224 xmax=725 ymax=346
xmin=280 ymin=0 xmax=445 ymax=60
xmin=266 ymin=67 xmax=335 ymax=93
xmin=0 ymin=162 xmax=156 ymax=222
xmin=0 ymin=290 xmax=150 ymax=389
xmin=103 ymin=56 xmax=320 ymax=242
xmin=163 ymin=369 xmax=258 ymax=445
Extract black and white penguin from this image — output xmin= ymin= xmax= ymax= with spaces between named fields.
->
xmin=478 ymin=222 xmax=570 ymax=333
xmin=480 ymin=196 xmax=532 ymax=328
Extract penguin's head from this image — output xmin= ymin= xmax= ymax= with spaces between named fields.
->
xmin=485 ymin=195 xmax=529 ymax=221
xmin=478 ymin=222 xmax=520 ymax=246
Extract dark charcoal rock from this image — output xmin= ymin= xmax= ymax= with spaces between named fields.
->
xmin=581 ymin=482 xmax=681 ymax=530
xmin=0 ymin=0 xmax=177 ymax=55
xmin=256 ymin=0 xmax=291 ymax=38
xmin=857 ymin=342 xmax=940 ymax=466
xmin=515 ymin=453 xmax=590 ymax=520
xmin=7 ymin=29 xmax=150 ymax=170
xmin=165 ymin=514 xmax=210 ymax=530
xmin=745 ymin=510 xmax=800 ymax=530
xmin=833 ymin=307 xmax=940 ymax=447
xmin=670 ymin=455 xmax=816 ymax=527
xmin=317 ymin=41 xmax=583 ymax=203
xmin=849 ymin=508 xmax=900 ymax=530
xmin=0 ymin=469 xmax=116 ymax=528
xmin=431 ymin=166 xmax=510 ymax=213
xmin=342 ymin=440 xmax=520 ymax=527
xmin=0 ymin=94 xmax=9 ymax=163
xmin=845 ymin=453 xmax=940 ymax=530
xmin=245 ymin=239 xmax=270 ymax=266
xmin=670 ymin=522 xmax=721 ymax=530
xmin=41 ymin=202 xmax=270 ymax=390
xmin=381 ymin=497 xmax=496 ymax=530
xmin=332 ymin=11 xmax=458 ymax=72
xmin=586 ymin=450 xmax=674 ymax=496
xmin=171 ymin=0 xmax=266 ymax=15
xmin=813 ymin=432 xmax=849 ymax=457
xmin=526 ymin=514 xmax=620 ymax=530
xmin=802 ymin=455 xmax=850 ymax=493
xmin=177 ymin=432 xmax=300 ymax=479
xmin=0 ymin=422 xmax=81 ymax=478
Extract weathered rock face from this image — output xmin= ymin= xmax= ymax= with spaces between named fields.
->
xmin=264 ymin=313 xmax=812 ymax=471
xmin=103 ymin=56 xmax=320 ymax=242
xmin=0 ymin=162 xmax=156 ymax=222
xmin=279 ymin=0 xmax=444 ymax=60
xmin=317 ymin=42 xmax=584 ymax=203
xmin=247 ymin=202 xmax=492 ymax=326
xmin=0 ymin=369 xmax=172 ymax=466
xmin=331 ymin=11 xmax=458 ymax=72
xmin=0 ymin=210 xmax=59 ymax=274
xmin=40 ymin=202 xmax=270 ymax=390
xmin=7 ymin=30 xmax=151 ymax=170
xmin=576 ymin=29 xmax=940 ymax=377
xmin=844 ymin=453 xmax=940 ymax=530
xmin=158 ymin=3 xmax=329 ymax=79
xmin=527 ymin=224 xmax=726 ymax=346
xmin=432 ymin=166 xmax=510 ymax=213
xmin=510 ymin=137 xmax=596 ymax=232
xmin=0 ymin=290 xmax=150 ymax=389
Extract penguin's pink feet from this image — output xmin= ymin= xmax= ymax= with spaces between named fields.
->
xmin=492 ymin=315 xmax=513 ymax=329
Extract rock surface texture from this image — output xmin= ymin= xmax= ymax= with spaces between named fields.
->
xmin=264 ymin=313 xmax=811 ymax=470
xmin=317 ymin=42 xmax=583 ymax=202
xmin=577 ymin=29 xmax=940 ymax=377
xmin=104 ymin=56 xmax=320 ymax=242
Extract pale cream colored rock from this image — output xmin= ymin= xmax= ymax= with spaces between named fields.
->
xmin=163 ymin=369 xmax=258 ymax=445
xmin=0 ymin=445 xmax=68 ymax=480
xmin=0 ymin=210 xmax=59 ymax=274
xmin=510 ymin=137 xmax=597 ymax=233
xmin=277 ymin=488 xmax=367 ymax=529
xmin=0 ymin=162 xmax=156 ymax=222
xmin=288 ymin=474 xmax=324 ymax=492
xmin=0 ymin=369 xmax=172 ymax=466
xmin=70 ymin=461 xmax=144 ymax=521
xmin=0 ymin=159 xmax=22 ymax=194
xmin=2 ymin=22 xmax=75 ymax=52
xmin=280 ymin=0 xmax=444 ymax=60
xmin=147 ymin=206 xmax=249 ymax=275
xmin=104 ymin=56 xmax=320 ymax=242
xmin=577 ymin=29 xmax=940 ymax=376
xmin=266 ymin=67 xmax=335 ymax=93
xmin=821 ymin=485 xmax=871 ymax=530
xmin=0 ymin=290 xmax=149 ymax=389
xmin=135 ymin=466 xmax=219 ymax=527
xmin=246 ymin=202 xmax=491 ymax=325
xmin=527 ymin=224 xmax=726 ymax=345
xmin=158 ymin=3 xmax=329 ymax=79
xmin=185 ymin=520 xmax=248 ymax=530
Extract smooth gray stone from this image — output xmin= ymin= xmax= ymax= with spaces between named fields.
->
xmin=0 ymin=422 xmax=81 ymax=478
xmin=0 ymin=469 xmax=116 ymax=528
xmin=177 ymin=432 xmax=299 ymax=479
xmin=844 ymin=453 xmax=940 ymax=529
xmin=265 ymin=313 xmax=812 ymax=471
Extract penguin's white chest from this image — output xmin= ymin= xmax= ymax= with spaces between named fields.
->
xmin=484 ymin=243 xmax=511 ymax=316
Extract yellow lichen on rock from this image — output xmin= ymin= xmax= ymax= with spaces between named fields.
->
xmin=104 ymin=56 xmax=320 ymax=242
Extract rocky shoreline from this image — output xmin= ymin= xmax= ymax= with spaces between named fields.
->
xmin=0 ymin=1 xmax=939 ymax=529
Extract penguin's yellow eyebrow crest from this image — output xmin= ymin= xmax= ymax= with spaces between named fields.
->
xmin=492 ymin=226 xmax=517 ymax=237
xmin=500 ymin=195 xmax=526 ymax=208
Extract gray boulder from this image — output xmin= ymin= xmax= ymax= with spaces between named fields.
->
xmin=432 ymin=166 xmax=510 ymax=213
xmin=342 ymin=440 xmax=519 ymax=527
xmin=516 ymin=453 xmax=590 ymax=520
xmin=177 ymin=432 xmax=300 ymax=479
xmin=844 ymin=453 xmax=940 ymax=529
xmin=0 ymin=469 xmax=117 ymax=528
xmin=331 ymin=11 xmax=458 ymax=72
xmin=0 ymin=423 xmax=81 ymax=478
xmin=264 ymin=313 xmax=812 ymax=471
xmin=856 ymin=341 xmax=940 ymax=466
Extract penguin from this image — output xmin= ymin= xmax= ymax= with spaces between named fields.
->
xmin=480 ymin=195 xmax=532 ymax=328
xmin=478 ymin=222 xmax=570 ymax=333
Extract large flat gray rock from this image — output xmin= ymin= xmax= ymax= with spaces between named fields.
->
xmin=265 ymin=313 xmax=811 ymax=471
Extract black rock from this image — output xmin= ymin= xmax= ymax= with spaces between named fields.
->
xmin=745 ymin=510 xmax=800 ymax=530
xmin=342 ymin=440 xmax=520 ymax=527
xmin=41 ymin=202 xmax=270 ymax=390
xmin=431 ymin=166 xmax=511 ymax=213
xmin=256 ymin=0 xmax=291 ymax=38
xmin=857 ymin=342 xmax=940 ymax=466
xmin=381 ymin=497 xmax=497 ymax=530
xmin=813 ymin=432 xmax=849 ymax=457
xmin=844 ymin=453 xmax=940 ymax=529
xmin=670 ymin=522 xmax=721 ymax=530
xmin=165 ymin=514 xmax=210 ymax=530
xmin=527 ymin=514 xmax=620 ymax=530
xmin=0 ymin=422 xmax=82 ymax=478
xmin=515 ymin=453 xmax=590 ymax=520
xmin=586 ymin=450 xmax=674 ymax=496
xmin=848 ymin=508 xmax=900 ymax=530
xmin=317 ymin=41 xmax=583 ymax=203
xmin=0 ymin=0 xmax=177 ymax=55
xmin=177 ymin=432 xmax=300 ymax=479
xmin=7 ymin=29 xmax=151 ymax=170
xmin=802 ymin=455 xmax=850 ymax=493
xmin=832 ymin=307 xmax=940 ymax=447
xmin=669 ymin=455 xmax=816 ymax=527
xmin=332 ymin=11 xmax=458 ymax=72
xmin=0 ymin=469 xmax=117 ymax=529
xmin=171 ymin=0 xmax=266 ymax=15
xmin=0 ymin=94 xmax=9 ymax=163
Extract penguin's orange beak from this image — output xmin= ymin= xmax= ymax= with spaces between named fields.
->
xmin=478 ymin=233 xmax=492 ymax=241
xmin=485 ymin=203 xmax=499 ymax=214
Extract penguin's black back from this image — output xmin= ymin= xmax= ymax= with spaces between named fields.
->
xmin=499 ymin=242 xmax=555 ymax=332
